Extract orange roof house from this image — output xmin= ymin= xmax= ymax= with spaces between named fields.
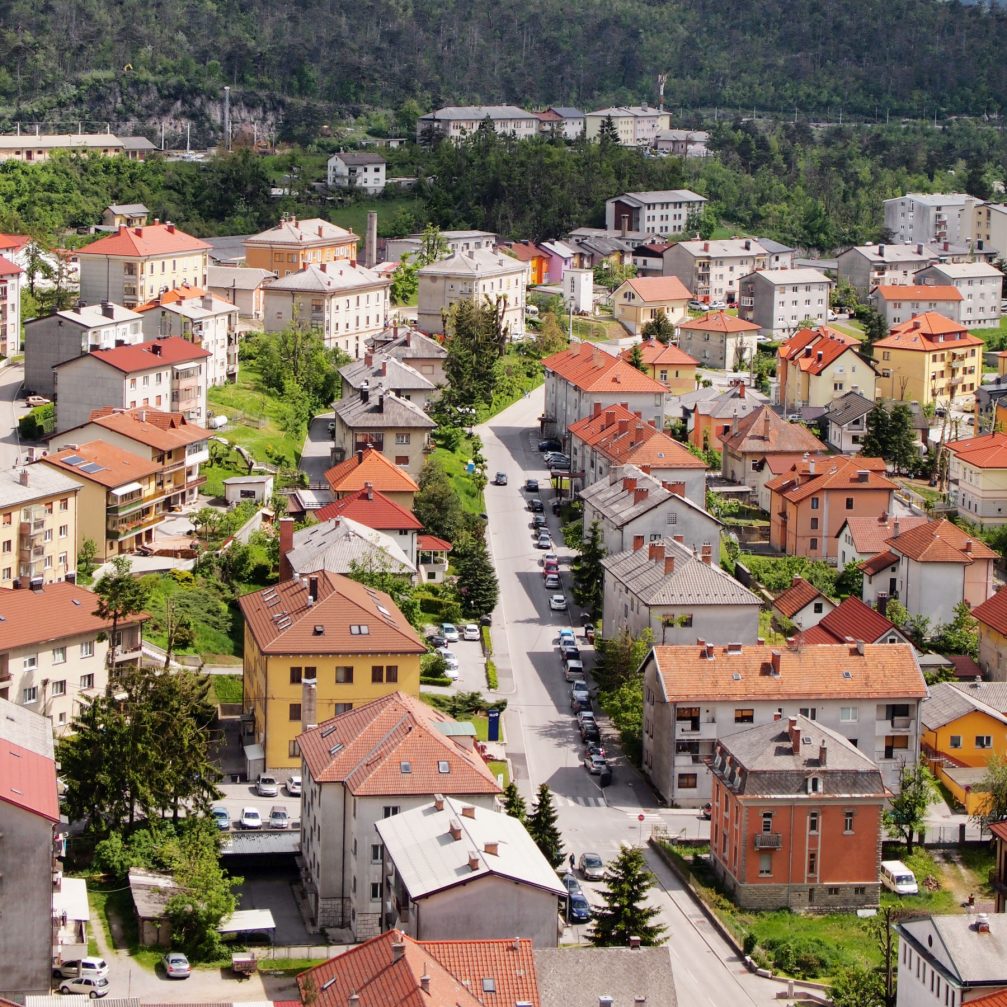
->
xmin=766 ymin=455 xmax=895 ymax=561
xmin=771 ymin=575 xmax=836 ymax=629
xmin=677 ymin=310 xmax=762 ymax=370
xmin=794 ymin=596 xmax=908 ymax=646
xmin=542 ymin=342 xmax=667 ymax=442
xmin=684 ymin=380 xmax=769 ymax=453
xmin=973 ymin=587 xmax=1007 ymax=680
xmin=612 ymin=275 xmax=692 ymax=336
xmin=777 ymin=325 xmax=877 ymax=410
xmin=619 ymin=338 xmax=698 ymax=393
xmin=244 ymin=216 xmax=359 ymax=277
xmin=503 ymin=240 xmax=549 ymax=284
xmin=324 ymin=447 xmax=420 ymax=510
xmin=640 ymin=640 xmax=927 ymax=804
xmin=945 ymin=432 xmax=1007 ymax=527
xmin=873 ymin=312 xmax=983 ymax=406
xmin=836 ymin=511 xmax=929 ymax=568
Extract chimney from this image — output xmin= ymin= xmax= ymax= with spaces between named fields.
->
xmin=816 ymin=350 xmax=823 ymax=363
xmin=378 ymin=392 xmax=385 ymax=412
xmin=664 ymin=555 xmax=676 ymax=575
xmin=633 ymin=487 xmax=648 ymax=504
xmin=600 ymin=998 xmax=614 ymax=1007
xmin=380 ymin=360 xmax=387 ymax=377
xmin=672 ymin=534 xmax=684 ymax=543
xmin=771 ymin=650 xmax=783 ymax=677
xmin=392 ymin=942 xmax=406 ymax=962
xmin=420 ymin=975 xmax=431 ymax=994
xmin=365 ymin=211 xmax=378 ymax=268
xmin=976 ymin=913 xmax=991 ymax=934
xmin=18 ymin=469 xmax=29 ymax=487
xmin=762 ymin=409 xmax=770 ymax=439
xmin=593 ymin=402 xmax=602 ymax=418
xmin=633 ymin=534 xmax=645 ymax=551
xmin=433 ymin=793 xmax=445 ymax=811
xmin=150 ymin=342 xmax=162 ymax=356
xmin=648 ymin=542 xmax=663 ymax=562
xmin=461 ymin=804 xmax=476 ymax=819
xmin=703 ymin=241 xmax=710 ymax=252
xmin=364 ymin=353 xmax=373 ymax=366
xmin=788 ymin=716 xmax=800 ymax=754
xmin=166 ymin=222 xmax=175 ymax=234
xmin=622 ymin=476 xmax=637 ymax=493
xmin=356 ymin=448 xmax=364 ymax=464
xmin=278 ymin=517 xmax=295 ymax=581
xmin=308 ymin=576 xmax=319 ymax=603
xmin=360 ymin=380 xmax=370 ymax=404
xmin=448 ymin=820 xmax=462 ymax=840
xmin=620 ymin=213 xmax=629 ymax=237
xmin=916 ymin=243 xmax=924 ymax=255
xmin=808 ymin=458 xmax=815 ymax=475
xmin=738 ymin=382 xmax=745 ymax=399
xmin=364 ymin=481 xmax=373 ymax=500
xmin=818 ymin=741 xmax=828 ymax=766
xmin=101 ymin=300 xmax=114 ymax=319
xmin=965 ymin=538 xmax=973 ymax=553
xmin=349 ymin=995 xmax=360 ymax=1007
xmin=893 ymin=519 xmax=901 ymax=538
xmin=604 ymin=409 xmax=615 ymax=426
xmin=662 ymin=481 xmax=686 ymax=497
xmin=484 ymin=840 xmax=499 ymax=856
xmin=618 ymin=419 xmax=629 ymax=435
xmin=700 ymin=543 xmax=713 ymax=565
xmin=744 ymin=239 xmax=751 ymax=251
xmin=629 ymin=936 xmax=642 ymax=949
xmin=467 ymin=851 xmax=481 ymax=871
xmin=792 ymin=574 xmax=802 ymax=586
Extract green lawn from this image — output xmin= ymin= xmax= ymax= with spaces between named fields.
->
xmin=829 ymin=319 xmax=865 ymax=340
xmin=328 ymin=196 xmax=424 ymax=240
xmin=970 ymin=318 xmax=1007 ymax=350
xmin=211 ymin=674 xmax=243 ymax=704
xmin=429 ymin=443 xmax=486 ymax=515
xmin=140 ymin=572 xmax=244 ymax=660
xmin=487 ymin=759 xmax=510 ymax=786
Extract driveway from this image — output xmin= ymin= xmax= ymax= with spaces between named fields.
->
xmin=300 ymin=416 xmax=334 ymax=489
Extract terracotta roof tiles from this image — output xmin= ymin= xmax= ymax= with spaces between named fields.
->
xmin=621 ymin=275 xmax=692 ymax=302
xmin=324 ymin=448 xmax=420 ymax=495
xmin=56 ymin=336 xmax=210 ymax=373
xmin=81 ymin=408 xmax=209 ymax=451
xmin=860 ymin=550 xmax=899 ymax=576
xmin=542 ymin=343 xmax=666 ymax=393
xmin=0 ymin=254 xmax=21 ymax=277
xmin=678 ymin=310 xmax=761 ymax=333
xmin=773 ymin=577 xmax=828 ymax=618
xmin=43 ymin=440 xmax=162 ymax=488
xmin=765 ymin=455 xmax=895 ymax=503
xmin=720 ymin=405 xmax=827 ymax=456
xmin=619 ymin=338 xmax=697 ymax=369
xmin=946 ymin=432 xmax=1007 ymax=470
xmin=78 ymin=223 xmax=210 ymax=258
xmin=803 ymin=596 xmax=901 ymax=645
xmin=315 ymin=485 xmax=423 ymax=530
xmin=836 ymin=514 xmax=929 ymax=555
xmin=568 ymin=404 xmax=705 ymax=470
xmin=887 ymin=518 xmax=998 ymax=564
xmin=874 ymin=284 xmax=962 ymax=302
xmin=874 ymin=312 xmax=983 ymax=350
xmin=972 ymin=586 xmax=1007 ymax=635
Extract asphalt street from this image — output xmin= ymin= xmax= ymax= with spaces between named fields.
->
xmin=0 ymin=362 xmax=28 ymax=470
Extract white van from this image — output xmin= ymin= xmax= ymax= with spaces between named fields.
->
xmin=880 ymin=859 xmax=918 ymax=895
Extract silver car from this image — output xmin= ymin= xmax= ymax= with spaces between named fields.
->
xmin=256 ymin=773 xmax=279 ymax=797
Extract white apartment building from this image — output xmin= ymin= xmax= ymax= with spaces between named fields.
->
xmin=0 ymin=254 xmax=21 ymax=357
xmin=417 ymin=248 xmax=528 ymax=337
xmin=915 ymin=261 xmax=1004 ymax=328
xmin=415 ymin=106 xmax=539 ymax=141
xmin=737 ymin=267 xmax=832 ymax=339
xmin=837 ymin=242 xmax=939 ymax=298
xmin=973 ymin=201 xmax=1007 ymax=257
xmin=604 ymin=190 xmax=707 ymax=236
xmin=326 ymin=153 xmax=386 ymax=194
xmin=263 ymin=262 xmax=391 ymax=359
xmin=663 ymin=238 xmax=769 ymax=304
xmin=884 ymin=193 xmax=982 ymax=247
xmin=584 ymin=106 xmax=671 ymax=146
xmin=384 ymin=230 xmax=498 ymax=263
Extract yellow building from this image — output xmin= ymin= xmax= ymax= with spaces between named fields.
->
xmin=39 ymin=441 xmax=163 ymax=560
xmin=974 ymin=587 xmax=1007 ymax=682
xmin=777 ymin=326 xmax=877 ymax=410
xmin=945 ymin=432 xmax=1007 ymax=526
xmin=244 ymin=216 xmax=359 ymax=278
xmin=611 ymin=276 xmax=691 ymax=336
xmin=873 ymin=311 xmax=983 ymax=407
xmin=0 ymin=465 xmax=81 ymax=590
xmin=239 ymin=569 xmax=426 ymax=771
xmin=617 ymin=338 xmax=698 ymax=394
xmin=921 ymin=681 xmax=1007 ymax=814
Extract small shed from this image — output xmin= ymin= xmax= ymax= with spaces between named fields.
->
xmin=128 ymin=868 xmax=178 ymax=947
xmin=224 ymin=473 xmax=274 ymax=506
xmin=217 ymin=908 xmax=276 ymax=943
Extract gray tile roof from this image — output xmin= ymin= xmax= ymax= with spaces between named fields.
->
xmin=822 ymin=390 xmax=875 ymax=426
xmin=422 ymin=105 xmax=538 ymax=121
xmin=548 ymin=107 xmax=583 ymax=119
xmin=920 ymin=681 xmax=1007 ymax=730
xmin=1 ymin=465 xmax=82 ymax=508
xmin=948 ymin=680 xmax=1007 ymax=714
xmin=417 ymin=248 xmax=527 ymax=278
xmin=332 ymin=152 xmax=385 ymax=165
xmin=106 ymin=203 xmax=149 ymax=215
xmin=334 ymin=389 xmax=435 ymax=431
xmin=287 ymin=516 xmax=414 ymax=576
xmin=755 ymin=237 xmax=795 ymax=255
xmin=898 ymin=915 xmax=1007 ymax=983
xmin=535 ymin=947 xmax=677 ymax=1007
xmin=713 ymin=716 xmax=885 ymax=798
xmin=207 ymin=265 xmax=276 ymax=290
xmin=266 ymin=262 xmax=387 ymax=293
xmin=581 ymin=465 xmax=721 ymax=528
xmin=340 ymin=356 xmax=434 ymax=393
xmin=369 ymin=327 xmax=448 ymax=360
xmin=602 ymin=536 xmax=759 ymax=606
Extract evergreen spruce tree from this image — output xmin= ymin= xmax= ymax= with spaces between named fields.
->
xmin=528 ymin=784 xmax=565 ymax=867
xmin=589 ymin=846 xmax=667 ymax=947
xmin=455 ymin=532 xmax=500 ymax=618
xmin=860 ymin=405 xmax=891 ymax=460
xmin=627 ymin=343 xmax=647 ymax=371
xmin=572 ymin=520 xmax=606 ymax=618
xmin=888 ymin=403 xmax=918 ymax=475
xmin=501 ymin=781 xmax=528 ymax=824
xmin=640 ymin=311 xmax=675 ymax=345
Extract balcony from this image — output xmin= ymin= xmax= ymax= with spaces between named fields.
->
xmin=107 ymin=511 xmax=164 ymax=540
xmin=754 ymin=832 xmax=783 ymax=849
xmin=111 ymin=642 xmax=143 ymax=664
xmin=675 ymin=719 xmax=718 ymax=740
xmin=876 ymin=716 xmax=913 ymax=735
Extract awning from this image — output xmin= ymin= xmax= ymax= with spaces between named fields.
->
xmin=110 ymin=481 xmax=143 ymax=496
xmin=217 ymin=908 xmax=275 ymax=934
xmin=173 ymin=361 xmax=201 ymax=372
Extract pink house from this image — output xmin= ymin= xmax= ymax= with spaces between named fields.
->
xmin=539 ymin=240 xmax=577 ymax=283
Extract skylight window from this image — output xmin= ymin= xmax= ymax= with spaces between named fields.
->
xmin=482 ymin=979 xmax=496 ymax=993
xmin=349 ymin=624 xmax=370 ymax=635
xmin=438 ymin=761 xmax=450 ymax=774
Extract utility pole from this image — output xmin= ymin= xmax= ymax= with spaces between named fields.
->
xmin=160 ymin=121 xmax=164 ymax=150
xmin=223 ymin=85 xmax=231 ymax=151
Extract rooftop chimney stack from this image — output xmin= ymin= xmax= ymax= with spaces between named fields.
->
xmin=392 ymin=942 xmax=406 ymax=962
xmin=433 ymin=794 xmax=445 ymax=811
xmin=772 ymin=650 xmax=783 ymax=677
xmin=467 ymin=851 xmax=480 ymax=871
xmin=819 ymin=741 xmax=827 ymax=767
xmin=448 ymin=820 xmax=462 ymax=840
xmin=789 ymin=716 xmax=801 ymax=754
xmin=308 ymin=575 xmax=319 ymax=603
xmin=632 ymin=534 xmax=645 ymax=551
xmin=461 ymin=804 xmax=476 ymax=819
xmin=629 ymin=936 xmax=642 ymax=949
xmin=419 ymin=975 xmax=431 ymax=994
xmin=278 ymin=517 xmax=295 ymax=582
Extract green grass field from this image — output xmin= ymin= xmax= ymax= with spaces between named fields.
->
xmin=211 ymin=674 xmax=244 ymax=704
xmin=140 ymin=572 xmax=244 ymax=660
xmin=429 ymin=444 xmax=486 ymax=515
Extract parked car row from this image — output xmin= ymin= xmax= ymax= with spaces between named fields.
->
xmin=227 ymin=805 xmax=294 ymax=830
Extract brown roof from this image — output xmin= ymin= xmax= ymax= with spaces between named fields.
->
xmin=860 ymin=550 xmax=899 ymax=576
xmin=0 ymin=581 xmax=144 ymax=651
xmin=297 ymin=692 xmax=499 ymax=796
xmin=798 ymin=597 xmax=901 ymax=645
xmin=765 ymin=455 xmax=895 ymax=503
xmin=773 ymin=577 xmax=829 ymax=618
xmin=973 ymin=587 xmax=1007 ymax=635
xmin=568 ymin=404 xmax=705 ymax=470
xmin=78 ymin=223 xmax=210 ymax=258
xmin=678 ymin=310 xmax=761 ymax=333
xmin=619 ymin=338 xmax=697 ymax=369
xmin=720 ymin=405 xmax=826 ymax=456
xmin=887 ymin=518 xmax=998 ymax=565
xmin=874 ymin=312 xmax=983 ymax=351
xmin=621 ymin=275 xmax=693 ymax=303
xmin=324 ymin=448 xmax=420 ymax=495
xmin=874 ymin=284 xmax=962 ymax=302
xmin=315 ymin=485 xmax=422 ymax=530
xmin=238 ymin=570 xmax=425 ymax=656
xmin=650 ymin=641 xmax=926 ymax=702
xmin=55 ymin=336 xmax=210 ymax=373
xmin=43 ymin=440 xmax=162 ymax=488
xmin=82 ymin=408 xmax=209 ymax=450
xmin=837 ymin=514 xmax=929 ymax=555
xmin=946 ymin=432 xmax=1007 ymax=470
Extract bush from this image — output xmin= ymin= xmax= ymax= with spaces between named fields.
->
xmin=485 ymin=658 xmax=498 ymax=689
xmin=761 ymin=935 xmax=838 ymax=979
xmin=743 ymin=932 xmax=757 ymax=957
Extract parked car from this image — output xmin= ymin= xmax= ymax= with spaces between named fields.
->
xmin=525 ymin=478 xmax=540 ymax=492
xmin=286 ymin=775 xmax=302 ymax=797
xmin=269 ymin=806 xmax=290 ymax=829
xmin=558 ymin=628 xmax=576 ymax=643
xmin=572 ymin=696 xmax=594 ymax=715
xmin=544 ymin=573 xmax=561 ymax=590
xmin=544 ymin=553 xmax=559 ymax=565
xmin=56 ymin=959 xmax=109 ymax=981
xmin=549 ymin=457 xmax=572 ymax=471
xmin=444 ymin=665 xmax=460 ymax=680
xmin=580 ymin=720 xmax=600 ymax=743
xmin=568 ymin=892 xmax=592 ymax=923
xmin=240 ymin=807 xmax=263 ymax=830
xmin=538 ymin=438 xmax=562 ymax=452
xmin=584 ymin=742 xmax=608 ymax=761
xmin=427 ymin=633 xmax=446 ymax=649
xmin=688 ymin=300 xmax=709 ymax=312
xmin=561 ymin=872 xmax=583 ymax=896
xmin=493 ymin=472 xmax=508 ymax=486
xmin=564 ymin=659 xmax=585 ymax=681
xmin=584 ymin=752 xmax=608 ymax=774
xmin=543 ymin=562 xmax=560 ymax=578
xmin=462 ymin=624 xmax=480 ymax=641
xmin=544 ymin=452 xmax=569 ymax=465
xmin=437 ymin=648 xmax=460 ymax=669
xmin=528 ymin=498 xmax=544 ymax=513
xmin=161 ymin=952 xmax=191 ymax=979
xmin=59 ymin=976 xmax=109 ymax=998
xmin=211 ymin=806 xmax=231 ymax=831
xmin=709 ymin=299 xmax=727 ymax=311
xmin=441 ymin=623 xmax=460 ymax=642
xmin=549 ymin=593 xmax=567 ymax=611
xmin=25 ymin=395 xmax=51 ymax=408
xmin=255 ymin=773 xmax=279 ymax=797
xmin=570 ymin=681 xmax=590 ymax=702
xmin=561 ymin=644 xmax=581 ymax=663
xmin=533 ymin=513 xmax=547 ymax=528
xmin=578 ymin=852 xmax=605 ymax=881
xmin=536 ymin=533 xmax=552 ymax=549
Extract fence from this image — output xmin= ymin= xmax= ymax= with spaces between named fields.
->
xmin=254 ymin=944 xmax=344 ymax=962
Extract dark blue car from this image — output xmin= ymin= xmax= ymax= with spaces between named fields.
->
xmin=568 ymin=892 xmax=592 ymax=923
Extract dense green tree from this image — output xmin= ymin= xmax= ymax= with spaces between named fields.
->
xmin=884 ymin=598 xmax=931 ymax=649
xmin=593 ymin=627 xmax=653 ymax=693
xmin=571 ymin=520 xmax=605 ymax=618
xmin=454 ymin=531 xmax=499 ymax=618
xmin=442 ymin=300 xmax=508 ymax=412
xmin=414 ymin=457 xmax=467 ymax=544
xmin=92 ymin=556 xmax=149 ymax=678
xmin=501 ymin=781 xmax=528 ymax=824
xmin=830 ymin=966 xmax=887 ymax=1007
xmin=931 ymin=601 xmax=979 ymax=659
xmin=390 ymin=253 xmax=419 ymax=304
xmin=247 ymin=325 xmax=348 ymax=409
xmin=627 ymin=343 xmax=646 ymax=372
xmin=533 ymin=311 xmax=568 ymax=356
xmin=528 ymin=784 xmax=564 ymax=868
xmin=971 ymin=753 xmax=1007 ymax=829
xmin=416 ymin=223 xmax=450 ymax=266
xmin=833 ymin=562 xmax=864 ymax=599
xmin=599 ymin=676 xmax=644 ymax=765
xmin=862 ymin=403 xmax=916 ymax=471
xmin=883 ymin=763 xmax=937 ymax=854
xmin=858 ymin=307 xmax=889 ymax=359
xmin=77 ymin=538 xmax=98 ymax=580
xmin=640 ymin=311 xmax=675 ymax=344
xmin=589 ymin=846 xmax=667 ymax=947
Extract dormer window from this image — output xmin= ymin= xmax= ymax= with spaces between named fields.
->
xmin=807 ymin=776 xmax=821 ymax=794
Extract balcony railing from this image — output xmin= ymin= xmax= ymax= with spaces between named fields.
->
xmin=754 ymin=833 xmax=783 ymax=849
xmin=107 ymin=511 xmax=164 ymax=539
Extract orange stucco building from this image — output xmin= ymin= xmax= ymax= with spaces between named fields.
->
xmin=244 ymin=216 xmax=359 ymax=277
xmin=709 ymin=715 xmax=886 ymax=910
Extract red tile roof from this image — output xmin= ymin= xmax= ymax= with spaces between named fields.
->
xmin=621 ymin=275 xmax=692 ymax=302
xmin=568 ymin=404 xmax=706 ymax=471
xmin=836 ymin=514 xmax=929 ymax=555
xmin=238 ymin=570 xmax=425 ymax=656
xmin=44 ymin=440 xmax=162 ymax=488
xmin=946 ymin=432 xmax=1007 ymax=470
xmin=619 ymin=339 xmax=697 ymax=369
xmin=0 ymin=581 xmax=144 ymax=651
xmin=887 ymin=518 xmax=998 ymax=564
xmin=324 ymin=448 xmax=419 ymax=495
xmin=542 ymin=343 xmax=666 ymax=393
xmin=417 ymin=534 xmax=452 ymax=552
xmin=678 ymin=310 xmax=761 ymax=333
xmin=947 ymin=654 xmax=983 ymax=680
xmin=0 ymin=254 xmax=21 ymax=277
xmin=0 ymin=738 xmax=59 ymax=823
xmin=874 ymin=312 xmax=983 ymax=351
xmin=802 ymin=596 xmax=900 ymax=645
xmin=874 ymin=284 xmax=962 ymax=302
xmin=860 ymin=550 xmax=899 ymax=576
xmin=506 ymin=240 xmax=547 ymax=262
xmin=773 ymin=577 xmax=829 ymax=619
xmin=972 ymin=587 xmax=1007 ymax=635
xmin=78 ymin=223 xmax=210 ymax=258
xmin=779 ymin=326 xmax=862 ymax=376
xmin=0 ymin=232 xmax=30 ymax=253
xmin=968 ymin=991 xmax=1007 ymax=1007
xmin=133 ymin=283 xmax=206 ymax=311
xmin=82 ymin=408 xmax=209 ymax=450
xmin=298 ymin=930 xmax=539 ymax=1007
xmin=315 ymin=485 xmax=422 ymax=530
xmin=765 ymin=455 xmax=895 ymax=503
xmin=989 ymin=820 xmax=1007 ymax=843
xmin=297 ymin=692 xmax=499 ymax=796
xmin=651 ymin=642 xmax=926 ymax=701
xmin=720 ymin=405 xmax=827 ymax=456
xmin=64 ymin=336 xmax=211 ymax=374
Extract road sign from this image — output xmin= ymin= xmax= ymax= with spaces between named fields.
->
xmin=638 ymin=814 xmax=645 ymax=822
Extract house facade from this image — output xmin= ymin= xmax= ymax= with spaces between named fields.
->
xmin=612 ymin=276 xmax=692 ymax=336
xmin=771 ymin=576 xmax=836 ymax=630
xmin=585 ymin=107 xmax=671 ymax=146
xmin=416 ymin=105 xmax=540 ymax=141
xmin=244 ymin=216 xmax=359 ymax=277
xmin=663 ymin=238 xmax=769 ymax=304
xmin=602 ymin=536 xmax=760 ymax=644
xmin=883 ymin=193 xmax=982 ymax=247
xmin=869 ymin=284 xmax=964 ymax=328
xmin=835 ymin=513 xmax=928 ymax=570
xmin=777 ymin=326 xmax=877 ymax=410
xmin=295 ymin=693 xmax=500 ymax=937
xmin=709 ymin=716 xmax=886 ymax=911
xmin=837 ymin=243 xmax=939 ymax=298
xmin=737 ymin=267 xmax=833 ymax=339
xmin=604 ymin=190 xmax=707 ymax=236
xmin=324 ymin=447 xmax=419 ymax=511
xmin=821 ymin=391 xmax=875 ymax=454
xmin=368 ymin=326 xmax=448 ymax=387
xmin=946 ymin=432 xmax=1007 ymax=525
xmin=327 ymin=152 xmax=387 ymax=194
xmin=239 ymin=568 xmax=426 ymax=771
xmin=676 ymin=311 xmax=762 ymax=371
xmin=0 ymin=254 xmax=22 ymax=357
xmin=315 ymin=484 xmax=423 ymax=570
xmin=76 ymin=222 xmax=210 ymax=308
xmin=641 ymin=640 xmax=927 ymax=805
xmin=618 ymin=338 xmax=698 ymax=393
xmin=340 ymin=354 xmax=437 ymax=410
xmin=683 ymin=381 xmax=769 ymax=452
xmin=207 ymin=265 xmax=276 ymax=320
xmin=915 ymin=261 xmax=1003 ymax=328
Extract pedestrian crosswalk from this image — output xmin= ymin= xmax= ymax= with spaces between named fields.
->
xmin=553 ymin=794 xmax=607 ymax=808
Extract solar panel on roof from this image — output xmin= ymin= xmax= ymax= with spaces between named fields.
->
xmin=79 ymin=463 xmax=105 ymax=474
xmin=61 ymin=455 xmax=85 ymax=465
